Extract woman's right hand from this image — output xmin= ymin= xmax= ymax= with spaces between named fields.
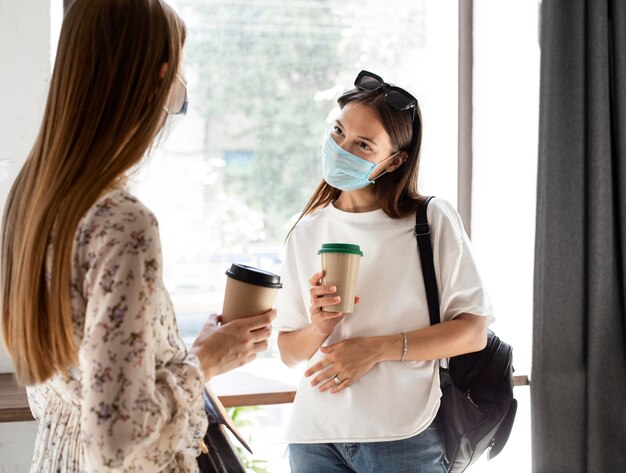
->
xmin=276 ymin=273 xmax=359 ymax=367
xmin=309 ymin=271 xmax=354 ymax=337
xmin=189 ymin=309 xmax=275 ymax=380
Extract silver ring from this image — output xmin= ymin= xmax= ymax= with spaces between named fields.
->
xmin=333 ymin=374 xmax=341 ymax=385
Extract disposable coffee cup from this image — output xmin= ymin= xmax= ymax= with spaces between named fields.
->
xmin=318 ymin=243 xmax=363 ymax=313
xmin=221 ymin=264 xmax=282 ymax=324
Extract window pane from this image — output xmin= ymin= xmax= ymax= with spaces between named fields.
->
xmin=132 ymin=2 xmax=457 ymax=470
xmin=132 ymin=0 xmax=458 ymax=353
xmin=472 ymin=0 xmax=539 ymax=471
xmin=129 ymin=1 xmax=457 ymax=470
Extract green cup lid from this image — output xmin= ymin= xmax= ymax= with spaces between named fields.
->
xmin=318 ymin=243 xmax=363 ymax=257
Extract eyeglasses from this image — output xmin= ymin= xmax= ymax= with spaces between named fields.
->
xmin=164 ymin=74 xmax=188 ymax=115
xmin=354 ymin=70 xmax=418 ymax=121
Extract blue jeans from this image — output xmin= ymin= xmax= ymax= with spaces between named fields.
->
xmin=288 ymin=421 xmax=447 ymax=473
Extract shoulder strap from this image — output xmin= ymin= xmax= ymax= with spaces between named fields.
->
xmin=415 ymin=196 xmax=441 ymax=326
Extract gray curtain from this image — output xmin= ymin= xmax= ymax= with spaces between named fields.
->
xmin=532 ymin=0 xmax=626 ymax=472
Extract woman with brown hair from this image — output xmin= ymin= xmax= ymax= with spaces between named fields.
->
xmin=1 ymin=1 xmax=274 ymax=471
xmin=275 ymin=71 xmax=493 ymax=472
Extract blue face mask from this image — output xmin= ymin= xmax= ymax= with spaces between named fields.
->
xmin=321 ymin=131 xmax=398 ymax=191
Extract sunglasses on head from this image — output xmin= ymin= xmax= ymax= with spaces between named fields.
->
xmin=354 ymin=70 xmax=418 ymax=122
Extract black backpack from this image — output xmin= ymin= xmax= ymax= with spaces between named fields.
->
xmin=416 ymin=197 xmax=517 ymax=472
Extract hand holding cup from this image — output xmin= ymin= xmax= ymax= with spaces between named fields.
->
xmin=189 ymin=309 xmax=276 ymax=380
xmin=190 ymin=263 xmax=282 ymax=380
xmin=308 ymin=271 xmax=360 ymax=337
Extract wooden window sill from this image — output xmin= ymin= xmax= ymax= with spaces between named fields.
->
xmin=0 ymin=359 xmax=299 ymax=424
xmin=0 ymin=363 xmax=528 ymax=424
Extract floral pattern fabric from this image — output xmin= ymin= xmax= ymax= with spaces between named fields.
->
xmin=27 ymin=189 xmax=207 ymax=472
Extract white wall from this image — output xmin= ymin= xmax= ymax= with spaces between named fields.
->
xmin=0 ymin=0 xmax=52 ymax=372
xmin=0 ymin=0 xmax=52 ymax=470
xmin=0 ymin=423 xmax=38 ymax=473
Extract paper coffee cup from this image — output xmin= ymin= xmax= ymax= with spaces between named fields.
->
xmin=318 ymin=243 xmax=363 ymax=313
xmin=221 ymin=264 xmax=282 ymax=324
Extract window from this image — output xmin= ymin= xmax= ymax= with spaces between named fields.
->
xmin=132 ymin=0 xmax=459 ymax=350
xmin=469 ymin=1 xmax=539 ymax=471
xmin=130 ymin=1 xmax=539 ymax=471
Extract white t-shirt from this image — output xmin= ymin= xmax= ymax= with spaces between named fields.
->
xmin=274 ymin=198 xmax=494 ymax=443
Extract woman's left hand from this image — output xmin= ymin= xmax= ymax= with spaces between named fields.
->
xmin=304 ymin=337 xmax=381 ymax=394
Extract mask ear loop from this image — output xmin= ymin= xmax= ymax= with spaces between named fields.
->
xmin=368 ymin=151 xmax=403 ymax=183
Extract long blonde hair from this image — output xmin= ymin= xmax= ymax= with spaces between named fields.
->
xmin=1 ymin=0 xmax=186 ymax=385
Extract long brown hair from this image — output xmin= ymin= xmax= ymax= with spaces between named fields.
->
xmin=1 ymin=0 xmax=186 ymax=385
xmin=289 ymin=86 xmax=424 ymax=238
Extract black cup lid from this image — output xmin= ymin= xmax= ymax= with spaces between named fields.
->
xmin=225 ymin=263 xmax=283 ymax=288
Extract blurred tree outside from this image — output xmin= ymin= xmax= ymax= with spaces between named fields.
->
xmin=180 ymin=0 xmax=427 ymax=243
xmin=183 ymin=0 xmax=343 ymax=242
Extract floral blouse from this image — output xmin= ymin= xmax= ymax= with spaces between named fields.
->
xmin=27 ymin=188 xmax=207 ymax=472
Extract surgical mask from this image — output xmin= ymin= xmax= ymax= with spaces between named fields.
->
xmin=321 ymin=131 xmax=398 ymax=191
xmin=157 ymin=75 xmax=188 ymax=145
xmin=164 ymin=74 xmax=188 ymax=115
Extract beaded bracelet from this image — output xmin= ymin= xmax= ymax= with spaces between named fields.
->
xmin=400 ymin=332 xmax=408 ymax=362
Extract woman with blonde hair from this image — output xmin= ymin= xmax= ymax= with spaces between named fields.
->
xmin=1 ymin=0 xmax=274 ymax=471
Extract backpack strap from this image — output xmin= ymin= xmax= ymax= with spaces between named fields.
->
xmin=415 ymin=196 xmax=441 ymax=326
